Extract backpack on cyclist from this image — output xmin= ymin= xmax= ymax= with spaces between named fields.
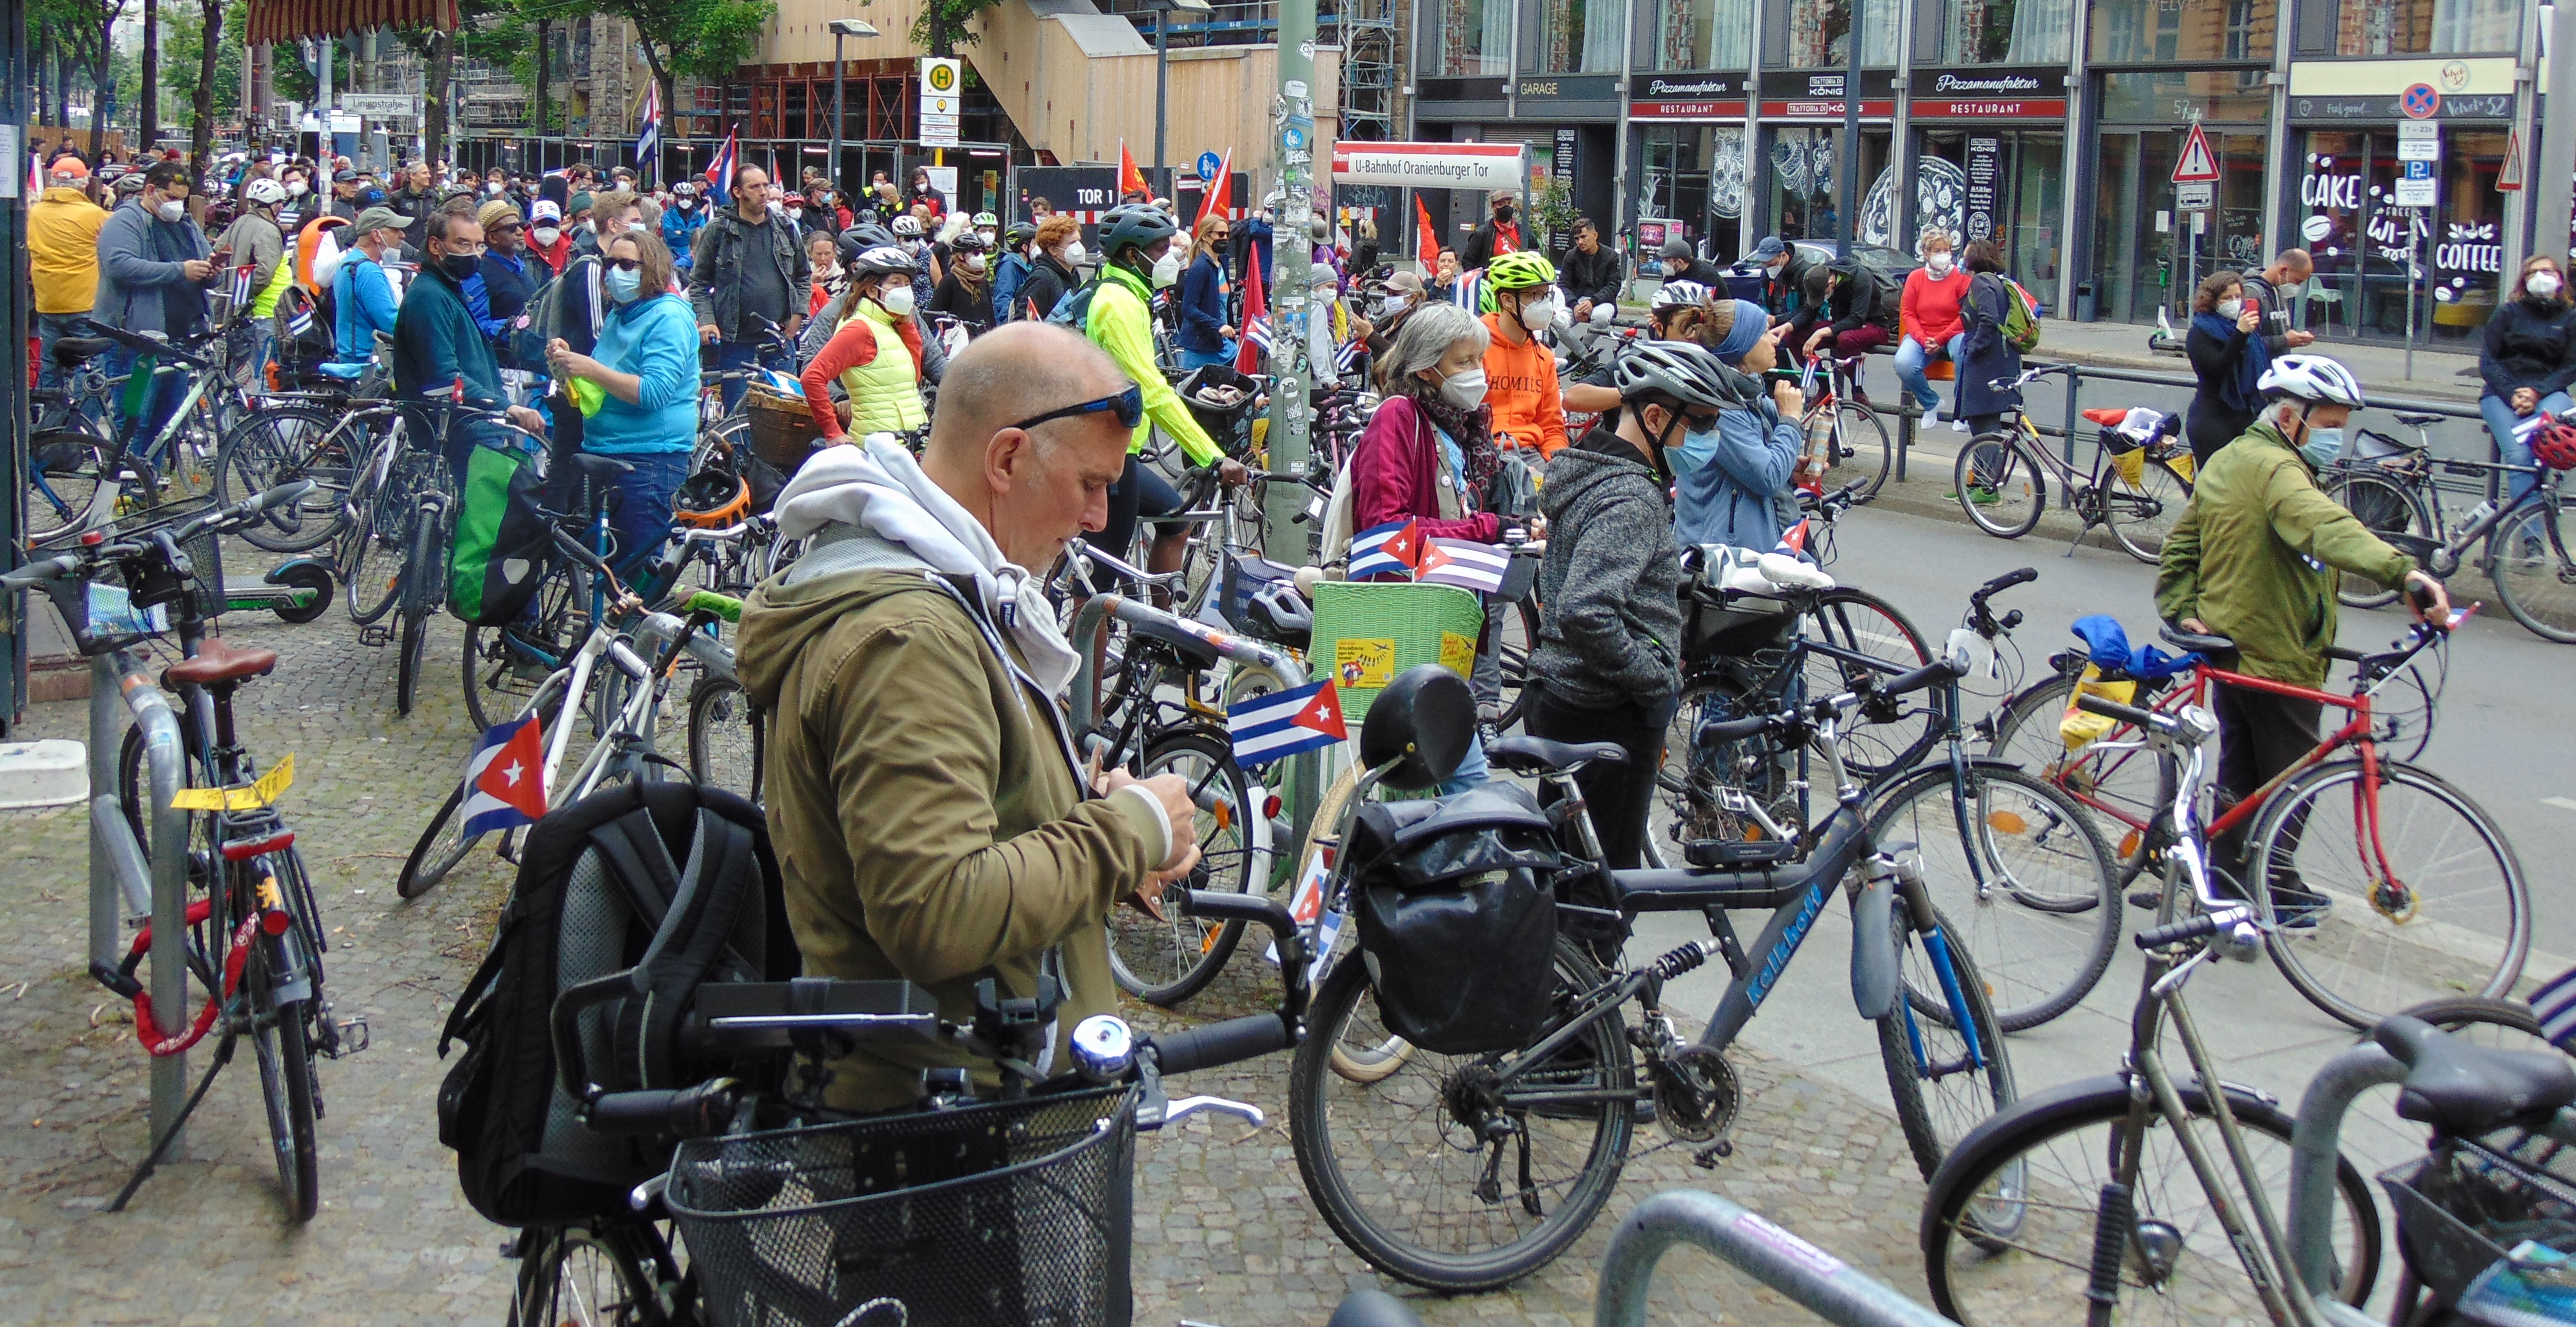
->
xmin=1346 ymin=783 xmax=1566 ymax=1055
xmin=435 ymin=780 xmax=797 ymax=1227
xmin=1999 ymin=277 xmax=2044 ymax=352
xmin=269 ymin=283 xmax=338 ymax=387
xmin=1046 ymin=274 xmax=1105 ymax=331
xmin=1859 ymin=264 xmax=1904 ymax=333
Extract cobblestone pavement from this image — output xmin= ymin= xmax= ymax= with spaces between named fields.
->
xmin=0 ymin=602 xmax=1943 ymax=1326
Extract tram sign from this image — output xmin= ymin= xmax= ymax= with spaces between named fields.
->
xmin=2172 ymin=123 xmax=2221 ymax=183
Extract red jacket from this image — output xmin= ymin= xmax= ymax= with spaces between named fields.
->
xmin=1350 ymin=395 xmax=1503 ymax=547
xmin=1901 ymin=266 xmax=1972 ymax=346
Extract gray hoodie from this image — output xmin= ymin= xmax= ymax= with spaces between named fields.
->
xmin=1530 ymin=427 xmax=1686 ymax=710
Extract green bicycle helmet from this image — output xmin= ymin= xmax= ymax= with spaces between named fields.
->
xmin=1098 ymin=202 xmax=1180 ymax=263
xmin=1479 ymin=250 xmax=1558 ymax=314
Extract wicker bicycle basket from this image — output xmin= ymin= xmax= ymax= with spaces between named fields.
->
xmin=743 ymin=379 xmax=826 ymax=477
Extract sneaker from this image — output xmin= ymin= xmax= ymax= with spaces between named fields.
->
xmin=1947 ymin=487 xmax=2002 ymax=506
xmin=1952 ymin=419 xmax=1970 ymax=432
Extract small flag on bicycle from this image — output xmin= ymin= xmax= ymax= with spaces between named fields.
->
xmin=460 ymin=715 xmax=550 ymax=837
xmin=1416 ymin=538 xmax=1510 ymax=594
xmin=286 ymin=305 xmax=315 ymax=338
xmin=2530 ymin=965 xmax=2576 ymax=1049
xmin=1228 ymin=679 xmax=1348 ymax=764
xmin=228 ymin=263 xmax=257 ymax=308
xmin=1346 ymin=519 xmax=1420 ymax=579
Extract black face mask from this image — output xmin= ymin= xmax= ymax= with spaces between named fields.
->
xmin=438 ymin=250 xmax=481 ymax=281
xmin=1494 ymin=206 xmax=1514 ymax=223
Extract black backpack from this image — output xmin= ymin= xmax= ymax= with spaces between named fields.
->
xmin=435 ymin=780 xmax=797 ymax=1227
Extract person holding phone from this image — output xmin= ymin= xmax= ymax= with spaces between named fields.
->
xmin=2186 ymin=270 xmax=2266 ymax=468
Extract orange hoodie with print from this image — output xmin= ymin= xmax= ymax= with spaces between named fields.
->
xmin=1480 ymin=311 xmax=1571 ymax=459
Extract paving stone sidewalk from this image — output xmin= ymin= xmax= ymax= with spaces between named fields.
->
xmin=0 ymin=605 xmax=1945 ymax=1326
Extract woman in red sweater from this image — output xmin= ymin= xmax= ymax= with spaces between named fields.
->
xmin=1350 ymin=300 xmax=1506 ymax=557
xmin=1895 ymin=230 xmax=1972 ymax=424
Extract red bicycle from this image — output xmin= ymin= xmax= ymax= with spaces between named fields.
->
xmin=1983 ymin=612 xmax=2527 ymax=1030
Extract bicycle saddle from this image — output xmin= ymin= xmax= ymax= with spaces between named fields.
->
xmin=50 ymin=335 xmax=115 ymax=367
xmin=2373 ymin=1015 xmax=2576 ymax=1138
xmin=2391 ymin=411 xmax=2447 ymax=429
xmin=1326 ymin=1290 xmax=1427 ymax=1327
xmin=315 ymin=361 xmax=370 ymax=380
xmin=1485 ymin=734 xmax=1628 ymax=775
xmin=2159 ymin=623 xmax=2236 ymax=655
xmin=165 ymin=639 xmax=279 ymax=688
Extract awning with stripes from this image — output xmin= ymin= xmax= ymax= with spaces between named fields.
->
xmin=245 ymin=0 xmax=458 ymax=44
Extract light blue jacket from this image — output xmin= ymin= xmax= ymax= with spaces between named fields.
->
xmin=334 ymin=252 xmax=399 ymax=363
xmin=583 ymin=292 xmax=701 ymax=455
xmin=1673 ymin=398 xmax=1800 ymax=551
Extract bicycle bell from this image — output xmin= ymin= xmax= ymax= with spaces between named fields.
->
xmin=1071 ymin=1015 xmax=1137 ymax=1083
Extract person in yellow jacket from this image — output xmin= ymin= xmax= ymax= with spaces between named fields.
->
xmin=29 ymin=157 xmax=109 ymax=394
xmin=1078 ymin=202 xmax=1246 ymax=575
xmin=798 ymin=243 xmax=932 ymax=440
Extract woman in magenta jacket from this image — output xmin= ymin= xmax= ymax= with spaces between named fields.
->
xmin=1351 ymin=300 xmax=1505 ymax=552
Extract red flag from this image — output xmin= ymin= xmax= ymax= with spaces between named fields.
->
xmin=1118 ymin=140 xmax=1149 ymax=198
xmin=1196 ymin=148 xmax=1233 ymax=227
xmin=1415 ymin=193 xmax=1440 ymax=270
xmin=1233 ymin=252 xmax=1269 ymax=376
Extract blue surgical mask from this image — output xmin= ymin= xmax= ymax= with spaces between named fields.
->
xmin=2298 ymin=426 xmax=2343 ymax=470
xmin=603 ymin=265 xmax=642 ymax=302
xmin=1681 ymin=418 xmax=1724 ymax=463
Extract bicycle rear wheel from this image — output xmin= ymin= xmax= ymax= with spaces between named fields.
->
xmin=686 ymin=675 xmax=766 ymax=805
xmin=1880 ymin=906 xmax=2017 ymax=1181
xmin=397 ymin=782 xmax=482 ymax=899
xmin=2321 ymin=468 xmax=2428 ymax=610
xmin=1492 ymin=594 xmax=1540 ymax=732
xmin=1837 ymin=400 xmax=1893 ymax=499
xmin=1803 ymin=587 xmax=1939 ymax=779
xmin=2488 ymin=503 xmax=2576 ymax=644
xmin=215 ymin=406 xmax=352 ymax=553
xmin=1871 ymin=766 xmax=2119 ymax=1033
xmin=2249 ymin=759 xmax=2528 ymax=1030
xmin=343 ymin=495 xmax=405 ymax=626
xmin=1955 ymin=434 xmax=2046 ymax=538
xmin=395 ymin=506 xmax=445 ymax=716
xmin=1921 ymin=1086 xmax=2381 ymax=1325
xmin=513 ymin=1222 xmax=669 ymax=1327
xmin=2101 ymin=457 xmax=2193 ymax=565
xmin=25 ymin=424 xmax=115 ymax=541
xmin=248 ymin=939 xmax=322 ymax=1223
xmin=1109 ymin=730 xmax=1256 ymax=1006
xmin=1985 ymin=667 xmax=2174 ymax=864
xmin=462 ymin=565 xmax=581 ymax=733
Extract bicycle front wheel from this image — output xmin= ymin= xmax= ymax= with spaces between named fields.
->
xmin=1834 ymin=400 xmax=1893 ymax=498
xmin=1804 ymin=587 xmax=1939 ymax=779
xmin=397 ymin=782 xmax=482 ymax=900
xmin=1955 ymin=433 xmax=2045 ymax=538
xmin=1492 ymin=594 xmax=1540 ymax=732
xmin=2321 ymin=467 xmax=2428 ymax=610
xmin=514 ymin=1222 xmax=669 ymax=1327
xmin=343 ymin=496 xmax=404 ymax=626
xmin=2488 ymin=502 xmax=2576 ymax=644
xmin=25 ymin=425 xmax=115 ymax=541
xmin=1871 ymin=765 xmax=2119 ymax=1033
xmin=1109 ymin=730 xmax=1256 ymax=1007
xmin=216 ymin=406 xmax=351 ymax=552
xmin=2101 ymin=457 xmax=2193 ymax=565
xmin=1288 ymin=936 xmax=1633 ymax=1290
xmin=2250 ymin=758 xmax=2528 ymax=1030
xmin=1921 ymin=1086 xmax=2380 ymax=1325
xmin=1880 ymin=906 xmax=2017 ymax=1180
xmin=249 ymin=943 xmax=321 ymax=1223
xmin=685 ymin=675 xmax=765 ymax=805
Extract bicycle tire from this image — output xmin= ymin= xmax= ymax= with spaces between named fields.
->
xmin=250 ymin=948 xmax=322 ymax=1224
xmin=1838 ymin=399 xmax=1894 ymax=499
xmin=1109 ymin=729 xmax=1258 ymax=1006
xmin=1922 ymin=1079 xmax=2381 ymax=1325
xmin=1954 ymin=433 xmax=2046 ymax=539
xmin=462 ymin=566 xmax=581 ymax=733
xmin=24 ymin=425 xmax=116 ymax=542
xmin=1652 ymin=678 xmax=1807 ymax=855
xmin=396 ymin=781 xmax=482 ymax=900
xmin=513 ymin=1222 xmax=669 ymax=1327
xmin=1881 ymin=906 xmax=2018 ymax=1181
xmin=2101 ymin=456 xmax=2194 ymax=565
xmin=1985 ymin=667 xmax=2174 ymax=865
xmin=2321 ymin=467 xmax=2429 ymax=611
xmin=1289 ymin=935 xmax=1633 ymax=1291
xmin=214 ymin=405 xmax=351 ymax=553
xmin=1492 ymin=594 xmax=1540 ymax=732
xmin=2487 ymin=503 xmax=2576 ymax=644
xmin=395 ymin=504 xmax=446 ymax=716
xmin=1804 ymin=587 xmax=1940 ymax=780
xmin=686 ymin=674 xmax=766 ymax=806
xmin=1286 ymin=761 xmax=1422 ymax=1084
xmin=2248 ymin=758 xmax=2528 ymax=1031
xmin=343 ymin=492 xmax=404 ymax=626
xmin=1870 ymin=765 xmax=2119 ymax=1033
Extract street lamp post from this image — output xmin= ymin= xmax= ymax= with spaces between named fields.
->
xmin=1146 ymin=0 xmax=1211 ymax=181
xmin=828 ymin=19 xmax=881 ymax=196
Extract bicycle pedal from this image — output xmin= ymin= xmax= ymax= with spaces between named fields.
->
xmin=322 ymin=1016 xmax=369 ymax=1058
xmin=1691 ymin=1138 xmax=1735 ymax=1169
xmin=357 ymin=624 xmax=393 ymax=648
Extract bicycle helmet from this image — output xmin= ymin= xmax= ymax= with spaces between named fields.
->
xmin=972 ymin=210 xmax=998 ymax=229
xmin=948 ymin=230 xmax=990 ymax=254
xmin=1610 ymin=340 xmax=1734 ymax=410
xmin=673 ymin=466 xmax=751 ymax=530
xmin=847 ymin=244 xmax=918 ymax=277
xmin=2533 ymin=418 xmax=2576 ymax=472
xmin=1485 ymin=251 xmax=1557 ymax=291
xmin=2257 ymin=354 xmax=2367 ymax=410
xmin=244 ymin=177 xmax=288 ymax=206
xmin=1098 ymin=202 xmax=1179 ymax=261
xmin=1241 ymin=580 xmax=1315 ymax=648
xmin=848 ymin=222 xmax=897 ymax=249
xmin=1005 ymin=220 xmax=1037 ymax=247
xmin=1651 ymin=279 xmax=1711 ymax=311
xmin=891 ymin=214 xmax=923 ymax=238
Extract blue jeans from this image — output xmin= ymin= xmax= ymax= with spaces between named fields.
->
xmin=1178 ymin=343 xmax=1238 ymax=371
xmin=2480 ymin=390 xmax=2571 ymax=508
xmin=36 ymin=311 xmax=92 ymax=396
xmin=105 ymin=345 xmax=188 ymax=458
xmin=1436 ymin=734 xmax=1492 ymax=796
xmin=597 ymin=450 xmax=693 ymax=582
xmin=1893 ymin=333 xmax=1966 ymax=413
xmin=716 ymin=340 xmax=791 ymax=414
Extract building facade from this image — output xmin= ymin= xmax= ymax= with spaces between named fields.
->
xmin=1409 ymin=0 xmax=2552 ymax=341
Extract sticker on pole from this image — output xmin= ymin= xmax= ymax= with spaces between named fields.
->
xmin=2171 ymin=124 xmax=2221 ymax=183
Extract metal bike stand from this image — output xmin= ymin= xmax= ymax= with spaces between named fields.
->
xmin=89 ymin=649 xmax=197 ymax=1156
xmin=1594 ymin=1190 xmax=1954 ymax=1327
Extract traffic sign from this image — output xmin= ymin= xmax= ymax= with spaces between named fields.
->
xmin=2395 ymin=159 xmax=2437 ymax=207
xmin=2497 ymin=127 xmax=2525 ymax=191
xmin=2176 ymin=181 xmax=2213 ymax=210
xmin=2400 ymin=83 xmax=2440 ymax=119
xmin=918 ymin=57 xmax=963 ymax=147
xmin=2397 ymin=121 xmax=2440 ymax=162
xmin=1197 ymin=151 xmax=1222 ymax=182
xmin=2171 ymin=123 xmax=2221 ymax=183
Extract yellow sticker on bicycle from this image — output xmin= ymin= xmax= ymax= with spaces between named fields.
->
xmin=1334 ymin=639 xmax=1395 ymax=689
xmin=1438 ymin=631 xmax=1477 ymax=679
xmin=170 ymin=752 xmax=295 ymax=811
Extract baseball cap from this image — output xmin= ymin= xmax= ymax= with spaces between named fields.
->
xmin=1661 ymin=236 xmax=1693 ymax=260
xmin=352 ymin=206 xmax=404 ymax=233
xmin=529 ymin=198 xmax=563 ymax=223
xmin=48 ymin=156 xmax=90 ymax=180
xmin=1750 ymin=235 xmax=1787 ymax=260
xmin=332 ymin=169 xmax=359 ymax=184
xmin=357 ymin=186 xmax=390 ymax=208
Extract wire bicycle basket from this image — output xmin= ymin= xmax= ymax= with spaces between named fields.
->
xmin=30 ymin=494 xmax=229 ymax=646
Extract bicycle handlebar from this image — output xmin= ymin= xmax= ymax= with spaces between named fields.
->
xmin=1971 ymin=567 xmax=2038 ymax=605
xmin=2133 ymin=907 xmax=2253 ymax=952
xmin=2073 ymin=690 xmax=2170 ymax=734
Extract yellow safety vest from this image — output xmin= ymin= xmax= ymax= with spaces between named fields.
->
xmin=836 ymin=297 xmax=927 ymax=434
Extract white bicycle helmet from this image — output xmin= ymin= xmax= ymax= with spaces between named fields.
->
xmin=244 ymin=177 xmax=288 ymax=206
xmin=891 ymin=214 xmax=924 ymax=238
xmin=1651 ymin=279 xmax=1711 ymax=311
xmin=2257 ymin=354 xmax=2366 ymax=410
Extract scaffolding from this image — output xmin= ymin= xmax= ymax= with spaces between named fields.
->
xmin=1336 ymin=0 xmax=1396 ymax=143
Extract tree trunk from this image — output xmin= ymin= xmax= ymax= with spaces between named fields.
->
xmin=189 ymin=0 xmax=222 ymax=173
xmin=90 ymin=13 xmax=115 ymax=159
xmin=423 ymin=28 xmax=451 ymax=170
xmin=141 ymin=0 xmax=160 ymax=152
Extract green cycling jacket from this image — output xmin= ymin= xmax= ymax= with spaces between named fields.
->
xmin=1085 ymin=260 xmax=1223 ymax=467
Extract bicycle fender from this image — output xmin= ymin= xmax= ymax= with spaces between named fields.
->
xmin=1849 ymin=863 xmax=1898 ymax=1022
xmin=264 ymin=557 xmax=331 ymax=585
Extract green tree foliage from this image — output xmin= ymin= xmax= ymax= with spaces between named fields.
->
xmin=165 ymin=0 xmax=248 ymax=123
xmin=910 ymin=0 xmax=1007 ymax=53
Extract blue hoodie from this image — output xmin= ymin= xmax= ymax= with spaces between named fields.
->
xmin=584 ymin=290 xmax=703 ymax=454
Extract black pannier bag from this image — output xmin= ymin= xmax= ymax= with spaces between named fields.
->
xmin=1347 ymin=783 xmax=1566 ymax=1055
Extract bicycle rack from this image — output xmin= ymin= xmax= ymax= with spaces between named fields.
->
xmin=1595 ymin=1189 xmax=1953 ymax=1327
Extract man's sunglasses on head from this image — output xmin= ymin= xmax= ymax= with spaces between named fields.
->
xmin=1008 ymin=384 xmax=1145 ymax=433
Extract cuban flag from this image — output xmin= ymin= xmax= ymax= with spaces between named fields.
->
xmin=1416 ymin=538 xmax=1510 ymax=594
xmin=705 ymin=130 xmax=740 ymax=206
xmin=1334 ymin=331 xmax=1363 ymax=375
xmin=1777 ymin=517 xmax=1811 ymax=556
xmin=1228 ymin=679 xmax=1349 ymax=765
xmin=458 ymin=715 xmax=551 ymax=838
xmin=286 ymin=304 xmax=315 ymax=337
xmin=1453 ymin=269 xmax=1484 ymax=312
xmin=1346 ymin=519 xmax=1420 ymax=580
xmin=227 ymin=263 xmax=258 ymax=311
xmin=635 ymin=80 xmax=662 ymax=169
xmin=2531 ymin=966 xmax=2576 ymax=1049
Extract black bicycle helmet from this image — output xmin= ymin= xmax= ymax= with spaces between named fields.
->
xmin=1005 ymin=220 xmax=1037 ymax=247
xmin=1098 ymin=202 xmax=1179 ymax=262
xmin=948 ymin=230 xmax=990 ymax=254
xmin=1241 ymin=581 xmax=1315 ymax=648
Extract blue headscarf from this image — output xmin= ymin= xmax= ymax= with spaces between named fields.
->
xmin=2191 ymin=302 xmax=2269 ymax=414
xmin=1710 ymin=298 xmax=1769 ymax=364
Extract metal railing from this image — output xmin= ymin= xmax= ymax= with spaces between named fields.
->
xmin=86 ymin=648 xmax=196 ymax=1150
xmin=1595 ymin=1190 xmax=1955 ymax=1327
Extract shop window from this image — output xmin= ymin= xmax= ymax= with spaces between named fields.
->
xmin=1533 ymin=0 xmax=1626 ymax=71
xmin=2297 ymin=129 xmax=2505 ymax=343
xmin=1637 ymin=125 xmax=1748 ymax=258
xmin=1768 ymin=0 xmax=1898 ymax=68
xmin=2328 ymin=0 xmax=2518 ymax=54
xmin=2097 ymin=69 xmax=2272 ymax=124
xmin=1768 ymin=126 xmax=1894 ymax=243
xmin=1940 ymin=0 xmax=2075 ymax=64
xmin=2090 ymin=0 xmax=2274 ymax=63
xmin=1425 ymin=0 xmax=1513 ymax=75
xmin=1651 ymin=0 xmax=1754 ymax=71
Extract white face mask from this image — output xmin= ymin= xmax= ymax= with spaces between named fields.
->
xmin=1062 ymin=241 xmax=1087 ymax=265
xmin=531 ymin=226 xmax=561 ymax=246
xmin=878 ymin=283 xmax=917 ymax=317
xmin=1436 ymin=366 xmax=1489 ymax=410
xmin=786 ymin=206 xmax=804 ymax=220
xmin=964 ymin=254 xmax=988 ymax=273
xmin=1925 ymin=252 xmax=1954 ymax=275
xmin=155 ymin=197 xmax=187 ymax=223
xmin=2527 ymin=272 xmax=2564 ymax=300
xmin=2275 ymin=280 xmax=2305 ymax=299
xmin=2216 ymin=297 xmax=2244 ymax=318
xmin=1152 ymin=251 xmax=1182 ymax=288
xmin=1515 ymin=293 xmax=1559 ymax=331
xmin=286 ymin=179 xmax=309 ymax=197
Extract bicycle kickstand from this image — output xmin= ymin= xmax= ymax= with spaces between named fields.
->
xmin=106 ymin=1030 xmax=240 ymax=1212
